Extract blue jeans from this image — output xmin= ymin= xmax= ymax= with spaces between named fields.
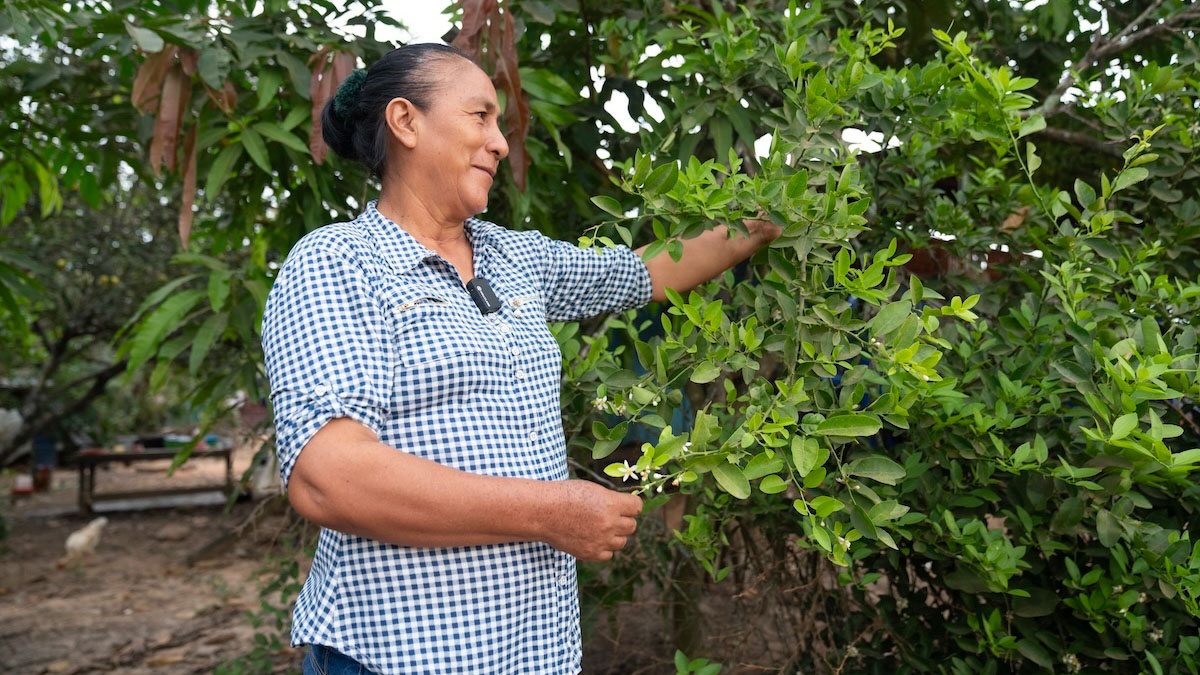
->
xmin=301 ymin=645 xmax=379 ymax=675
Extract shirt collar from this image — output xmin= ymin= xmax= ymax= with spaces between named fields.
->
xmin=359 ymin=200 xmax=500 ymax=274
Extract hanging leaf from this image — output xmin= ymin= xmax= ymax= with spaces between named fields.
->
xmin=132 ymin=46 xmax=177 ymax=112
xmin=240 ymin=127 xmax=271 ymax=174
xmin=205 ymin=79 xmax=237 ymax=114
xmin=204 ymin=143 xmax=244 ymax=201
xmin=189 ymin=312 xmax=228 ymax=375
xmin=451 ymin=0 xmax=499 ymax=61
xmin=490 ymin=7 xmax=531 ymax=190
xmin=310 ymin=51 xmax=356 ymax=164
xmin=178 ymin=124 xmax=197 ymax=247
xmin=148 ymin=65 xmax=190 ymax=176
xmin=125 ymin=289 xmax=206 ymax=375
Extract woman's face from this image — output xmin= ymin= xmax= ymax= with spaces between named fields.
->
xmin=404 ymin=58 xmax=510 ymax=220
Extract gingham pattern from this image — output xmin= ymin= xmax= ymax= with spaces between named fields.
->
xmin=261 ymin=200 xmax=652 ymax=675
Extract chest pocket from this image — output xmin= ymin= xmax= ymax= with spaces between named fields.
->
xmin=389 ymin=290 xmax=505 ymax=413
xmin=505 ymin=293 xmax=563 ymax=371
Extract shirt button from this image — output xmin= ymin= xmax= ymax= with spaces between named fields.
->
xmin=528 ymin=430 xmax=538 ymax=441
xmin=516 ymin=369 xmax=527 ymax=379
xmin=313 ymin=385 xmax=328 ymax=396
xmin=557 ymin=574 xmax=568 ymax=586
xmin=510 ymin=346 xmax=521 ymax=356
xmin=497 ymin=323 xmax=510 ymax=334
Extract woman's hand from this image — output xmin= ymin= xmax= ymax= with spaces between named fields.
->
xmin=745 ymin=217 xmax=783 ymax=243
xmin=541 ymin=480 xmax=643 ymax=561
xmin=637 ymin=216 xmax=783 ymax=303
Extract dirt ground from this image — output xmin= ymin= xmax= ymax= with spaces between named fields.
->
xmin=0 ymin=444 xmax=755 ymax=675
xmin=0 ymin=443 xmax=306 ymax=675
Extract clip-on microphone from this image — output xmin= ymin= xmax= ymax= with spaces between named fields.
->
xmin=466 ymin=277 xmax=502 ymax=315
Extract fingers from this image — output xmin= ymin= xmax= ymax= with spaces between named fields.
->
xmin=618 ymin=492 xmax=643 ymax=516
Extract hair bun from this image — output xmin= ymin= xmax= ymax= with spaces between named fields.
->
xmin=332 ymin=69 xmax=367 ymax=118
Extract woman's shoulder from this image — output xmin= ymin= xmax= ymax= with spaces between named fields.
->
xmin=286 ymin=220 xmax=375 ymax=264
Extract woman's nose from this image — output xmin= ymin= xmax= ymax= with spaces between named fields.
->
xmin=489 ymin=123 xmax=510 ymax=160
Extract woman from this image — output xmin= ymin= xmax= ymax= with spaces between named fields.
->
xmin=262 ymin=43 xmax=780 ymax=675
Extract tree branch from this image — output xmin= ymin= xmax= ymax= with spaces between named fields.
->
xmin=1030 ymin=1 xmax=1200 ymax=119
xmin=1038 ymin=126 xmax=1124 ymax=158
xmin=2 ymin=359 xmax=127 ymax=465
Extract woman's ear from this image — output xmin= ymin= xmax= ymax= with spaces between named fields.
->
xmin=384 ymin=97 xmax=420 ymax=149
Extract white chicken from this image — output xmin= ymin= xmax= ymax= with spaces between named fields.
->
xmin=57 ymin=516 xmax=108 ymax=569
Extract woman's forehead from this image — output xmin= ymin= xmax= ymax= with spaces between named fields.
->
xmin=432 ymin=58 xmax=497 ymax=104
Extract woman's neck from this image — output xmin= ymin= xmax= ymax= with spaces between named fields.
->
xmin=377 ymin=184 xmax=467 ymax=249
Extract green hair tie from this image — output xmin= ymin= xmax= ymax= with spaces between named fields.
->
xmin=332 ymin=69 xmax=367 ymax=117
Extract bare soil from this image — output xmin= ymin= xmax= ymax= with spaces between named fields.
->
xmin=0 ymin=444 xmax=304 ymax=675
xmin=0 ymin=445 xmax=750 ymax=675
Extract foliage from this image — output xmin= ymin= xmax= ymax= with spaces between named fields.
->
xmin=5 ymin=0 xmax=1200 ymax=673
xmin=0 ymin=187 xmax=189 ymax=462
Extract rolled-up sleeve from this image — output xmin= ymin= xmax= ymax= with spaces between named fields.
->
xmin=536 ymin=234 xmax=653 ymax=322
xmin=261 ymin=244 xmax=393 ymax=490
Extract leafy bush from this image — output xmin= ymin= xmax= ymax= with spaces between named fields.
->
xmin=549 ymin=4 xmax=1200 ymax=673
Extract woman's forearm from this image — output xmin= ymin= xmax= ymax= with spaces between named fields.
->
xmin=288 ymin=417 xmax=553 ymax=547
xmin=636 ymin=219 xmax=781 ymax=302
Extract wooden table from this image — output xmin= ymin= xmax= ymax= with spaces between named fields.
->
xmin=77 ymin=447 xmax=234 ymax=514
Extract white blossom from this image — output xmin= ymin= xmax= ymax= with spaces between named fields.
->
xmin=617 ymin=460 xmax=640 ymax=482
xmin=1062 ymin=653 xmax=1081 ymax=673
xmin=592 ymin=396 xmax=607 ymax=410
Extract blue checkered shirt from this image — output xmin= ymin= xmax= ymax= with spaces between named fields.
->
xmin=261 ymin=201 xmax=652 ymax=674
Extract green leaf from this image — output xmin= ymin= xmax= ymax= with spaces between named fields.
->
xmin=125 ymin=23 xmax=164 ymax=52
xmin=846 ymin=455 xmax=906 ymax=485
xmin=1016 ymin=639 xmax=1052 ymax=669
xmin=758 ymin=475 xmax=787 ymax=494
xmin=1083 ymin=237 xmax=1120 ymax=260
xmin=744 ymin=452 xmax=785 ymax=480
xmin=189 ymin=313 xmax=227 ymax=375
xmin=276 ymin=50 xmax=311 ymax=100
xmin=810 ymin=495 xmax=844 ymax=517
xmin=590 ymin=195 xmax=624 ymax=217
xmin=814 ymin=414 xmax=882 ymax=437
xmin=198 ymin=47 xmax=232 ymax=90
xmin=690 ymin=361 xmax=721 ymax=384
xmin=255 ymin=70 xmax=283 ymax=111
xmin=1112 ymin=167 xmax=1148 ymax=194
xmin=1096 ymin=508 xmax=1121 ymax=547
xmin=1025 ymin=141 xmax=1040 ymax=174
xmin=592 ymin=438 xmax=620 ymax=459
xmin=204 ymin=143 xmax=244 ymax=201
xmin=1017 ymin=113 xmax=1046 ymax=139
xmin=518 ymin=67 xmax=581 ymax=105
xmin=785 ymin=170 xmax=809 ymax=200
xmin=118 ymin=274 xmax=200 ymax=337
xmin=791 ymin=436 xmax=825 ymax=476
xmin=642 ymin=163 xmax=679 ymax=195
xmin=1111 ymin=412 xmax=1137 ymax=441
xmin=207 ymin=270 xmax=231 ymax=311
xmin=125 ymin=289 xmax=206 ymax=374
xmin=240 ymin=128 xmax=272 ymax=174
xmin=712 ymin=462 xmax=750 ymax=499
xmin=869 ymin=300 xmax=911 ymax=337
xmin=252 ymin=122 xmax=309 ymax=154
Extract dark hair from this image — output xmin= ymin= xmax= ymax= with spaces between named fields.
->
xmin=321 ymin=43 xmax=473 ymax=179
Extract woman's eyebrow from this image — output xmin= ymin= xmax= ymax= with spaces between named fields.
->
xmin=465 ymin=98 xmax=498 ymax=112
